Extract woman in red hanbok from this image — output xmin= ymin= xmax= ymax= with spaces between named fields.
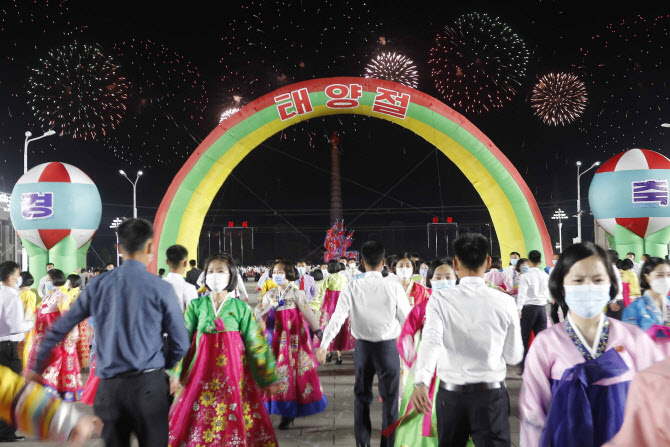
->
xmin=27 ymin=269 xmax=83 ymax=402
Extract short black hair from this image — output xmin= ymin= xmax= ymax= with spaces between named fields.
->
xmin=361 ymin=241 xmax=385 ymax=267
xmin=48 ymin=269 xmax=66 ymax=287
xmin=490 ymin=257 xmax=502 ymax=270
xmin=189 ymin=259 xmax=197 ymax=267
xmin=528 ymin=250 xmax=542 ymax=264
xmin=20 ymin=271 xmax=34 ymax=288
xmin=392 ymin=252 xmax=416 ymax=273
xmin=271 ymin=259 xmax=297 ymax=282
xmin=549 ymin=242 xmax=619 ymax=306
xmin=67 ymin=274 xmax=82 ymax=288
xmin=297 ymin=259 xmax=309 ymax=265
xmin=627 ymin=252 xmax=636 ymax=257
xmin=515 ymin=258 xmax=529 ymax=273
xmin=310 ymin=269 xmax=324 ymax=281
xmin=607 ymin=249 xmax=620 ymax=264
xmin=642 ymin=253 xmax=650 ymax=260
xmin=203 ymin=253 xmax=239 ymax=293
xmin=327 ymin=259 xmax=344 ymax=274
xmin=0 ymin=261 xmax=19 ymax=282
xmin=620 ymin=258 xmax=634 ymax=271
xmin=453 ymin=234 xmax=489 ymax=271
xmin=639 ymin=257 xmax=670 ymax=291
xmin=118 ymin=218 xmax=153 ymax=253
xmin=166 ymin=244 xmax=189 ymax=267
xmin=158 ymin=268 xmax=166 ymax=276
xmin=510 ymin=252 xmax=520 ymax=257
xmin=339 ymin=256 xmax=348 ymax=261
xmin=426 ymin=257 xmax=454 ymax=288
xmin=106 ymin=262 xmax=115 ymax=267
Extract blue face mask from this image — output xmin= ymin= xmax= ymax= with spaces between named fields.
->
xmin=510 ymin=258 xmax=518 ymax=266
xmin=431 ymin=279 xmax=456 ymax=290
xmin=16 ymin=277 xmax=22 ymax=289
xmin=564 ymin=284 xmax=611 ymax=319
xmin=522 ymin=265 xmax=530 ymax=273
xmin=45 ymin=282 xmax=55 ymax=292
xmin=272 ymin=273 xmax=286 ymax=285
xmin=296 ymin=266 xmax=306 ymax=276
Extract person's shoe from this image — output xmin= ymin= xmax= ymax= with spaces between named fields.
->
xmin=326 ymin=352 xmax=333 ymax=363
xmin=278 ymin=417 xmax=295 ymax=430
xmin=335 ymin=356 xmax=343 ymax=365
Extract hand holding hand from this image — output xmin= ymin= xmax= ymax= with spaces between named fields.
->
xmin=316 ymin=347 xmax=327 ymax=364
xmin=68 ymin=416 xmax=101 ymax=447
xmin=264 ymin=382 xmax=281 ymax=395
xmin=24 ymin=370 xmax=43 ymax=384
xmin=609 ymin=302 xmax=621 ymax=312
xmin=169 ymin=376 xmax=181 ymax=395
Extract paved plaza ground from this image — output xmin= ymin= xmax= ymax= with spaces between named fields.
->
xmin=8 ymin=282 xmax=523 ymax=447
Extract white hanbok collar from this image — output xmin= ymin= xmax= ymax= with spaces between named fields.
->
xmin=567 ymin=312 xmax=605 ymax=359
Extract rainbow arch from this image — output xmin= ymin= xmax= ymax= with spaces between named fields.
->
xmin=150 ymin=77 xmax=552 ymax=270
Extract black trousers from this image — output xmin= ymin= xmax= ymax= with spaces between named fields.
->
xmin=0 ymin=341 xmax=21 ymax=439
xmin=550 ymin=301 xmax=569 ymax=324
xmin=520 ymin=304 xmax=547 ymax=371
xmin=436 ymin=387 xmax=511 ymax=447
xmin=354 ymin=339 xmax=400 ymax=447
xmin=94 ymin=370 xmax=170 ymax=447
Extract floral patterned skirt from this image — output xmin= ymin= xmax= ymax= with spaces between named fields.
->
xmin=265 ymin=308 xmax=327 ymax=418
xmin=27 ymin=310 xmax=83 ymax=402
xmin=315 ymin=289 xmax=356 ymax=352
xmin=80 ymin=354 xmax=99 ymax=405
xmin=76 ymin=322 xmax=90 ymax=368
xmin=169 ymin=331 xmax=278 ymax=447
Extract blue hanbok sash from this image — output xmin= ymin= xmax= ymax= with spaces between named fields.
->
xmin=540 ymin=318 xmax=630 ymax=447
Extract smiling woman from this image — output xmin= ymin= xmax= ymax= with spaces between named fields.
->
xmin=148 ymin=77 xmax=552 ymax=273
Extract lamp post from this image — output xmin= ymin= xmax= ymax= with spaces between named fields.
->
xmin=110 ymin=217 xmax=124 ymax=267
xmin=24 ymin=130 xmax=56 ymax=174
xmin=552 ymin=209 xmax=569 ymax=252
xmin=576 ymin=160 xmax=601 ymax=243
xmin=119 ymin=170 xmax=143 ymax=218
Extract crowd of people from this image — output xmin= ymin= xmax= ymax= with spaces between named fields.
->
xmin=0 ymin=217 xmax=668 ymax=446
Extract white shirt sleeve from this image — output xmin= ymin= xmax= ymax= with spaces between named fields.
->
xmin=517 ymin=275 xmax=529 ymax=310
xmin=38 ymin=276 xmax=47 ymax=299
xmin=237 ymin=275 xmax=248 ymax=301
xmin=4 ymin=294 xmax=34 ymax=335
xmin=186 ymin=283 xmax=198 ymax=304
xmin=414 ymin=296 xmax=444 ymax=386
xmin=392 ymin=283 xmax=411 ymax=326
xmin=503 ymin=300 xmax=524 ymax=365
xmin=321 ymin=284 xmax=353 ymax=349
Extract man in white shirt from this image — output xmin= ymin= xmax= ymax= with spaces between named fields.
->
xmin=411 ymin=234 xmax=522 ymax=447
xmin=517 ymin=250 xmax=550 ymax=372
xmin=37 ymin=262 xmax=55 ymax=299
xmin=317 ymin=241 xmax=410 ymax=447
xmin=626 ymin=252 xmax=642 ymax=276
xmin=163 ymin=245 xmax=198 ymax=312
xmin=0 ymin=260 xmax=35 ymax=441
xmin=295 ymin=260 xmax=316 ymax=302
xmin=502 ymin=251 xmax=520 ymax=285
xmin=344 ymin=258 xmax=361 ymax=280
xmin=606 ymin=250 xmax=625 ymax=320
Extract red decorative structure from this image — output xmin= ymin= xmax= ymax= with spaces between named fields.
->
xmin=323 ymin=220 xmax=356 ymax=262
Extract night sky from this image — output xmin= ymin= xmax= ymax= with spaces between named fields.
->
xmin=2 ymin=0 xmax=669 ymax=264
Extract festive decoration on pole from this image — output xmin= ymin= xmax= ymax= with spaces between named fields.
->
xmin=589 ymin=149 xmax=670 ymax=258
xmin=323 ymin=221 xmax=355 ymax=262
xmin=9 ymin=162 xmax=102 ymax=280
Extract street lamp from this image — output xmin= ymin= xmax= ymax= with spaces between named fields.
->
xmin=24 ymin=130 xmax=56 ymax=173
xmin=576 ymin=160 xmax=601 ymax=243
xmin=110 ymin=217 xmax=124 ymax=266
xmin=552 ymin=209 xmax=569 ymax=252
xmin=119 ymin=170 xmax=143 ymax=218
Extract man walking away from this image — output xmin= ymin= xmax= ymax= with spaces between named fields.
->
xmin=28 ymin=218 xmax=190 ymax=447
xmin=317 ymin=241 xmax=410 ymax=447
xmin=517 ymin=249 xmax=550 ymax=372
xmin=411 ymin=234 xmax=523 ymax=447
xmin=164 ymin=245 xmax=198 ymax=312
xmin=185 ymin=259 xmax=202 ymax=287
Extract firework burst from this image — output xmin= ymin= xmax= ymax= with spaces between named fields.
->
xmin=27 ymin=42 xmax=129 ymax=140
xmin=364 ymin=52 xmax=418 ymax=88
xmin=531 ymin=73 xmax=587 ymax=126
xmin=219 ymin=107 xmax=241 ymax=123
xmin=429 ymin=12 xmax=529 ymax=115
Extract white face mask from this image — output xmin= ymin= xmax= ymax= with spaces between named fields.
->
xmin=349 ymin=264 xmax=357 ymax=270
xmin=321 ymin=269 xmax=329 ymax=277
xmin=431 ymin=279 xmax=456 ymax=290
xmin=296 ymin=266 xmax=306 ymax=276
xmin=397 ymin=267 xmax=414 ymax=280
xmin=419 ymin=268 xmax=428 ymax=278
xmin=273 ymin=273 xmax=286 ymax=285
xmin=564 ymin=284 xmax=611 ymax=319
xmin=650 ymin=278 xmax=670 ymax=296
xmin=206 ymin=273 xmax=230 ymax=293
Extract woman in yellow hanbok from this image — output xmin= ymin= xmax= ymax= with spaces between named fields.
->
xmin=17 ymin=271 xmax=37 ymax=371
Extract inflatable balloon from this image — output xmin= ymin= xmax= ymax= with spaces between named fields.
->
xmin=589 ymin=149 xmax=670 ymax=259
xmin=10 ymin=162 xmax=102 ymax=280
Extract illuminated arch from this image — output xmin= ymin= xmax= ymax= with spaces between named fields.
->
xmin=150 ymin=77 xmax=552 ymax=270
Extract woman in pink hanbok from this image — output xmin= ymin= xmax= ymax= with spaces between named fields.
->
xmin=255 ymin=260 xmax=327 ymax=430
xmin=169 ymin=254 xmax=280 ymax=447
xmin=520 ymin=242 xmax=663 ymax=447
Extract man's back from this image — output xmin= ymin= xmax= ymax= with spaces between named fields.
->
xmin=418 ymin=277 xmax=522 ymax=385
xmin=518 ymin=268 xmax=549 ymax=306
xmin=185 ymin=267 xmax=202 ymax=286
xmin=34 ymin=260 xmax=189 ymax=379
